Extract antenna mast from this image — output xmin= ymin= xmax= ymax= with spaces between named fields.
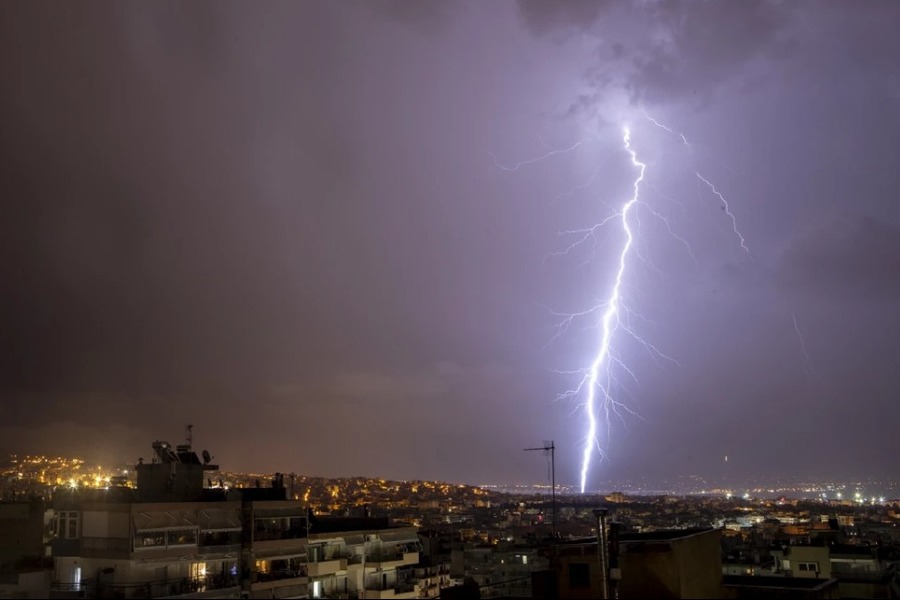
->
xmin=524 ymin=440 xmax=556 ymax=539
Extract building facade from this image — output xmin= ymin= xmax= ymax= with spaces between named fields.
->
xmin=47 ymin=439 xmax=420 ymax=600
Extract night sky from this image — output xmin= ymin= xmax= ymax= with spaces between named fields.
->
xmin=3 ymin=2 xmax=900 ymax=489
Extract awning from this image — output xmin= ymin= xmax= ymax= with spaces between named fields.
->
xmin=254 ymin=507 xmax=306 ymax=519
xmin=342 ymin=534 xmax=365 ymax=546
xmin=378 ymin=529 xmax=419 ymax=544
xmin=134 ymin=509 xmax=197 ymax=532
xmin=199 ymin=509 xmax=242 ymax=532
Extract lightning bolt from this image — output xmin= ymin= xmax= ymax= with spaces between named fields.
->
xmin=567 ymin=117 xmax=750 ymax=493
xmin=489 ymin=138 xmax=593 ymax=172
xmin=575 ymin=127 xmax=644 ymax=494
xmin=792 ymin=312 xmax=817 ymax=382
xmin=641 ymin=115 xmax=814 ymax=397
xmin=492 ymin=113 xmax=753 ymax=495
xmin=642 ymin=109 xmax=691 ymax=148
xmin=695 ymin=173 xmax=750 ymax=253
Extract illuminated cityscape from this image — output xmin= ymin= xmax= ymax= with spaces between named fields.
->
xmin=5 ymin=444 xmax=900 ymax=598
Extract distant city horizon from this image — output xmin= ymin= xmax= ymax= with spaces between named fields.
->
xmin=5 ymin=450 xmax=899 ymax=502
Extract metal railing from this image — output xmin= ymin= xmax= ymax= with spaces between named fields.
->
xmin=366 ymin=581 xmax=417 ymax=593
xmin=81 ymin=536 xmax=131 ymax=553
xmin=52 ymin=574 xmax=240 ymax=599
xmin=256 ymin=567 xmax=308 ymax=582
xmin=253 ymin=527 xmax=307 ymax=541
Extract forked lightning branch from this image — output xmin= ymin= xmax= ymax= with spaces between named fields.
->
xmin=494 ymin=115 xmax=750 ymax=494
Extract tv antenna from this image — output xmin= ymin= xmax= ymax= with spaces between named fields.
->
xmin=524 ymin=440 xmax=556 ymax=539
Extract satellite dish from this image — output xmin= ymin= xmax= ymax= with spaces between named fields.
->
xmin=202 ymin=450 xmax=211 ymax=465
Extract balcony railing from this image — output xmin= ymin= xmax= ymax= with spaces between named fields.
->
xmin=50 ymin=537 xmax=80 ymax=556
xmin=366 ymin=551 xmax=419 ymax=566
xmin=253 ymin=527 xmax=307 ymax=542
xmin=365 ymin=582 xmax=418 ymax=596
xmin=197 ymin=543 xmax=241 ymax=556
xmin=308 ymin=559 xmax=347 ymax=576
xmin=52 ymin=574 xmax=241 ymax=599
xmin=256 ymin=567 xmax=308 ymax=583
xmin=81 ymin=536 xmax=131 ymax=554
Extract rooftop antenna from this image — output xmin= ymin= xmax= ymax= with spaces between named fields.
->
xmin=185 ymin=424 xmax=193 ymax=449
xmin=524 ymin=440 xmax=556 ymax=539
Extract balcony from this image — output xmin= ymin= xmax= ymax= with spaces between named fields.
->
xmin=307 ymin=558 xmax=347 ymax=577
xmin=196 ymin=543 xmax=240 ymax=558
xmin=366 ymin=551 xmax=419 ymax=569
xmin=158 ymin=575 xmax=241 ymax=599
xmin=50 ymin=537 xmax=80 ymax=557
xmin=364 ymin=582 xmax=418 ymax=599
xmin=253 ymin=527 xmax=307 ymax=542
xmin=54 ymin=574 xmax=241 ymax=599
xmin=251 ymin=568 xmax=308 ymax=595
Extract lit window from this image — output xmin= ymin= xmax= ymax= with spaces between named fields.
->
xmin=167 ymin=529 xmax=198 ymax=546
xmin=138 ymin=532 xmax=166 ymax=548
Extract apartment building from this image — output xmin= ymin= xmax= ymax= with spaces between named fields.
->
xmin=50 ymin=440 xmax=305 ymax=599
xmin=305 ymin=516 xmax=420 ymax=599
xmin=47 ymin=438 xmax=420 ymax=600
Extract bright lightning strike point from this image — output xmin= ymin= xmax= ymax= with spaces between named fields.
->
xmin=578 ymin=126 xmax=644 ymax=494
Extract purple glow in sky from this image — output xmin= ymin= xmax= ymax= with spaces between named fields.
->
xmin=2 ymin=2 xmax=900 ymax=486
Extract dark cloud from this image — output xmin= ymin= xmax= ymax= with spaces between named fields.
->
xmin=777 ymin=215 xmax=900 ymax=302
xmin=519 ymin=0 xmax=795 ymax=110
xmin=516 ymin=0 xmax=613 ymax=37
xmin=626 ymin=1 xmax=794 ymax=105
xmin=0 ymin=4 xmax=299 ymax=393
xmin=365 ymin=1 xmax=456 ymax=32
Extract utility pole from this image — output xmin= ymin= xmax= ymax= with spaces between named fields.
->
xmin=524 ymin=441 xmax=556 ymax=539
xmin=593 ymin=508 xmax=609 ymax=600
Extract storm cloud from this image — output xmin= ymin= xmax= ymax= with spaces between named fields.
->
xmin=2 ymin=1 xmax=900 ymax=486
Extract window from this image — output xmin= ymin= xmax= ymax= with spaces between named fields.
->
xmin=135 ymin=529 xmax=197 ymax=549
xmin=167 ymin=529 xmax=197 ymax=546
xmin=798 ymin=562 xmax=819 ymax=573
xmin=137 ymin=531 xmax=166 ymax=548
xmin=57 ymin=511 xmax=79 ymax=539
xmin=569 ymin=563 xmax=590 ymax=588
xmin=199 ymin=530 xmax=241 ymax=546
xmin=190 ymin=562 xmax=207 ymax=580
xmin=309 ymin=545 xmax=323 ymax=562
